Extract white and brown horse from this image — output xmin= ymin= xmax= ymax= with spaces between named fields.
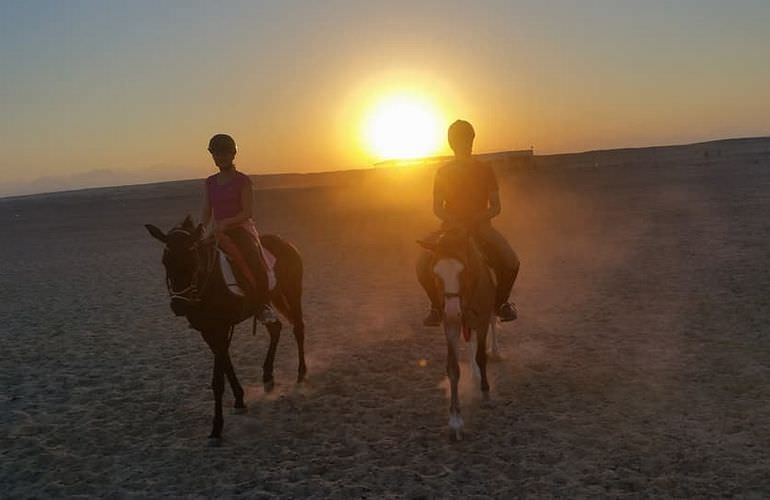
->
xmin=418 ymin=228 xmax=501 ymax=439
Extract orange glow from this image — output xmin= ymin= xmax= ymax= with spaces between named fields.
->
xmin=361 ymin=91 xmax=446 ymax=161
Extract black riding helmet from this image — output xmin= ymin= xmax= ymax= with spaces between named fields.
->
xmin=208 ymin=134 xmax=237 ymax=154
xmin=447 ymin=120 xmax=475 ymax=154
xmin=448 ymin=120 xmax=474 ymax=142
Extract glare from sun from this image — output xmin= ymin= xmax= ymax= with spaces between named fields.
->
xmin=363 ymin=94 xmax=444 ymax=160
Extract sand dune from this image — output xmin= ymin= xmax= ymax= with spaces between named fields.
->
xmin=1 ymin=140 xmax=770 ymax=497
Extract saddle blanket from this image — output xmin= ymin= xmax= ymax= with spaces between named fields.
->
xmin=219 ymin=246 xmax=277 ymax=296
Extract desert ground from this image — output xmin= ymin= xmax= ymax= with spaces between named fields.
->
xmin=1 ymin=138 xmax=769 ymax=498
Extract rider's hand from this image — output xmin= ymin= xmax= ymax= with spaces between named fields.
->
xmin=469 ymin=212 xmax=491 ymax=228
xmin=441 ymin=215 xmax=462 ymax=229
xmin=213 ymin=220 xmax=227 ymax=239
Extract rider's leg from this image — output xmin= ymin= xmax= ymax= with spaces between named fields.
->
xmin=416 ymin=231 xmax=444 ymax=326
xmin=416 ymin=250 xmax=441 ymax=308
xmin=475 ymin=224 xmax=520 ymax=313
xmin=225 ymin=227 xmax=271 ymax=311
xmin=216 ymin=234 xmax=257 ymax=289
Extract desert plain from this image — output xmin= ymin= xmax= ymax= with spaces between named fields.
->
xmin=1 ymin=138 xmax=769 ymax=497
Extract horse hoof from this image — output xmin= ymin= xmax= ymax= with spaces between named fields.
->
xmin=207 ymin=436 xmax=223 ymax=447
xmin=232 ymin=405 xmax=247 ymax=415
xmin=264 ymin=380 xmax=275 ymax=393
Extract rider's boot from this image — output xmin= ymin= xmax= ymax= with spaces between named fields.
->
xmin=497 ymin=302 xmax=518 ymax=322
xmin=423 ymin=307 xmax=442 ymax=327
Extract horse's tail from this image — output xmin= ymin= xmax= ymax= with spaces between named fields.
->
xmin=271 ymin=291 xmax=291 ymax=322
xmin=273 ymin=271 xmax=303 ymax=327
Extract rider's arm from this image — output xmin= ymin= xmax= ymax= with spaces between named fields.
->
xmin=201 ymin=182 xmax=213 ymax=232
xmin=432 ymin=168 xmax=453 ymax=223
xmin=433 ymin=193 xmax=451 ymax=223
xmin=472 ymin=165 xmax=501 ymax=225
xmin=487 ymin=189 xmax=501 ymax=220
xmin=218 ymin=180 xmax=254 ymax=230
xmin=486 ymin=164 xmax=501 ymax=220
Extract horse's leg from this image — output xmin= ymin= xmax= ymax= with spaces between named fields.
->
xmin=262 ymin=320 xmax=282 ymax=392
xmin=285 ymin=288 xmax=307 ymax=383
xmin=223 ymin=331 xmax=246 ymax=412
xmin=446 ymin=328 xmax=463 ymax=439
xmin=470 ymin=331 xmax=481 ymax=381
xmin=476 ymin=326 xmax=490 ymax=394
xmin=488 ymin=317 xmax=502 ymax=361
xmin=209 ymin=331 xmax=227 ymax=441
xmin=444 ymin=298 xmax=463 ymax=439
xmin=293 ymin=320 xmax=307 ymax=384
xmin=200 ymin=329 xmax=225 ymax=440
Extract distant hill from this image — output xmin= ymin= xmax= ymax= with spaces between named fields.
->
xmin=537 ymin=136 xmax=770 ymax=168
xmin=2 ymin=136 xmax=769 ymax=201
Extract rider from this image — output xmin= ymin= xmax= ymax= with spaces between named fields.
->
xmin=417 ymin=120 xmax=520 ymax=326
xmin=201 ymin=133 xmax=277 ymax=324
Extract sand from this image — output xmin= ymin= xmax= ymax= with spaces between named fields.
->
xmin=1 ymin=139 xmax=770 ymax=497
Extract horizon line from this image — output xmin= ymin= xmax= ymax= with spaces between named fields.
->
xmin=2 ymin=133 xmax=769 ymax=201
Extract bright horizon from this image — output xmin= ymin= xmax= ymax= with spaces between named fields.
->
xmin=2 ymin=0 xmax=770 ymax=196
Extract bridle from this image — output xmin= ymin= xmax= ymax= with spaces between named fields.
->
xmin=164 ymin=228 xmax=215 ymax=306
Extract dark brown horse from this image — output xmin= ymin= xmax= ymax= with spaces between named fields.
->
xmin=145 ymin=216 xmax=306 ymax=441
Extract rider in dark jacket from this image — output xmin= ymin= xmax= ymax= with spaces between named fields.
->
xmin=417 ymin=120 xmax=520 ymax=326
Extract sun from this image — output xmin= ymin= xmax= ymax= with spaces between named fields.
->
xmin=363 ymin=93 xmax=445 ymax=161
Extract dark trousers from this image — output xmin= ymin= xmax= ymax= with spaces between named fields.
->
xmin=225 ymin=227 xmax=270 ymax=307
xmin=416 ymin=223 xmax=520 ymax=310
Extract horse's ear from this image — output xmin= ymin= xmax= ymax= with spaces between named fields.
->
xmin=145 ymin=224 xmax=167 ymax=243
xmin=417 ymin=239 xmax=438 ymax=252
xmin=182 ymin=215 xmax=194 ymax=230
xmin=192 ymin=223 xmax=204 ymax=241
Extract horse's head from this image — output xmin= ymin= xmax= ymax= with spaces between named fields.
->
xmin=145 ymin=215 xmax=205 ymax=316
xmin=417 ymin=227 xmax=475 ymax=323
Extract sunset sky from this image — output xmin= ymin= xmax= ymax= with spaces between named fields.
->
xmin=1 ymin=0 xmax=769 ymax=194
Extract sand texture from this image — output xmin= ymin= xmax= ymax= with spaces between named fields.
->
xmin=1 ymin=140 xmax=770 ymax=497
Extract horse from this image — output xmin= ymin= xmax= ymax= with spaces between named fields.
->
xmin=145 ymin=216 xmax=306 ymax=441
xmin=417 ymin=227 xmax=499 ymax=439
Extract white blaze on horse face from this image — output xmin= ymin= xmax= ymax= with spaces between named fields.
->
xmin=433 ymin=258 xmax=464 ymax=323
xmin=433 ymin=258 xmax=464 ymax=294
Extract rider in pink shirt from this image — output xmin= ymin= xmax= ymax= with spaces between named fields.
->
xmin=201 ymin=134 xmax=276 ymax=324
